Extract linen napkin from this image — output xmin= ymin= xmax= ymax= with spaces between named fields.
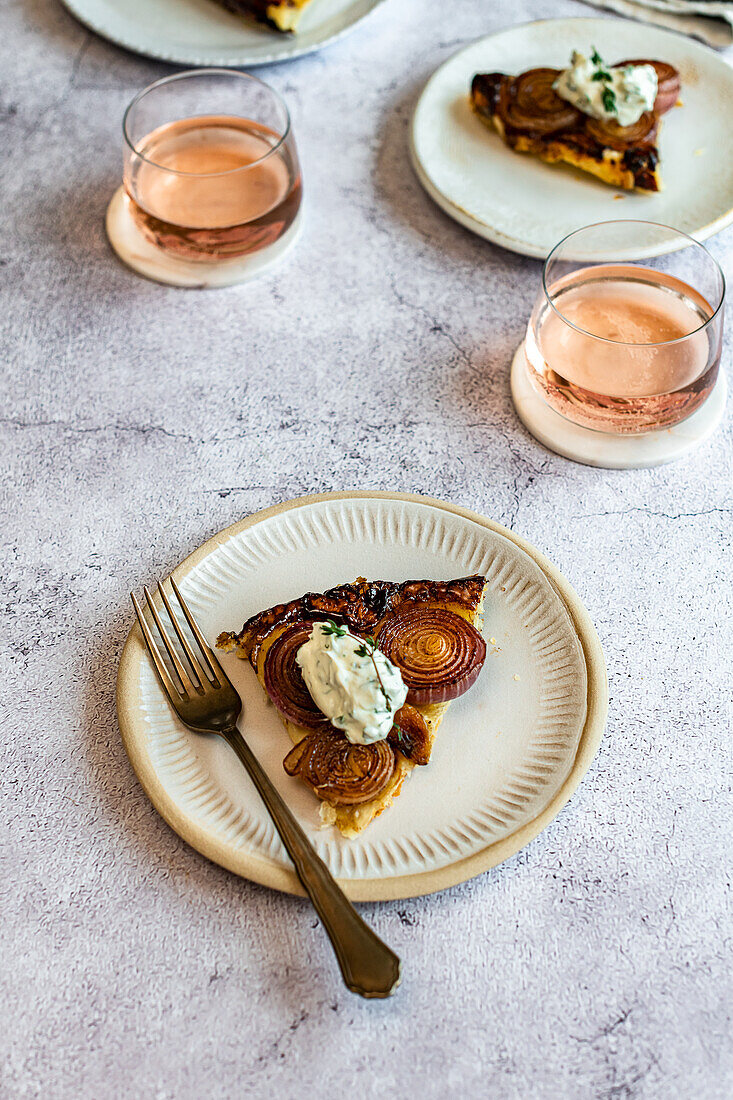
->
xmin=578 ymin=0 xmax=733 ymax=47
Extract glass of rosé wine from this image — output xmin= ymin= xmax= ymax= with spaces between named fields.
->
xmin=521 ymin=221 xmax=725 ymax=434
xmin=121 ymin=69 xmax=302 ymax=264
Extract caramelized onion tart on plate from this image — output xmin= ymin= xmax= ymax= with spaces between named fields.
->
xmin=471 ymin=58 xmax=681 ymax=192
xmin=217 ymin=575 xmax=488 ymax=837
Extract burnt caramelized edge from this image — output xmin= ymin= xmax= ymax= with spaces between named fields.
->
xmin=216 ymin=0 xmax=300 ymax=31
xmin=621 ymin=146 xmax=659 ymax=192
xmin=471 ymin=72 xmax=504 ymax=118
xmin=217 ymin=574 xmax=486 ymax=669
xmin=470 ymin=70 xmax=663 ymax=191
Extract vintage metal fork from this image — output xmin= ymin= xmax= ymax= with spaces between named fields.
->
xmin=131 ymin=576 xmax=401 ymax=999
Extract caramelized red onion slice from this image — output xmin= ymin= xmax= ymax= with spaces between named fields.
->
xmin=263 ymin=620 xmax=331 ymax=731
xmin=586 ymin=111 xmax=656 ymax=149
xmin=283 ymin=731 xmax=396 ymax=806
xmin=617 ymin=59 xmax=681 ymax=115
xmin=389 ymin=704 xmax=431 ymax=766
xmin=282 ymin=737 xmax=310 ymax=776
xmin=500 ymin=68 xmax=583 ymax=135
xmin=377 ymin=608 xmax=486 ymax=705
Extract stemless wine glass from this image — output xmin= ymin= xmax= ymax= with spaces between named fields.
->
xmin=522 ymin=222 xmax=725 ymax=433
xmin=122 ymin=69 xmax=302 ymax=263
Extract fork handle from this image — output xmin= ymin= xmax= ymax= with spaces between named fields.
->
xmin=223 ymin=727 xmax=401 ymax=999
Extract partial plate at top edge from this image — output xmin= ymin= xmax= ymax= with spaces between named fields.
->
xmin=59 ymin=0 xmax=386 ymax=67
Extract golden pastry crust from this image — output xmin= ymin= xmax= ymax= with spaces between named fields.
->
xmin=217 ymin=576 xmax=487 ymax=837
xmin=486 ymin=111 xmax=662 ymax=193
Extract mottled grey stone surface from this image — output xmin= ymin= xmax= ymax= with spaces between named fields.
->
xmin=1 ymin=1 xmax=731 ymax=1097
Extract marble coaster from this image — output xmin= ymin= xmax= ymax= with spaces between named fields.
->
xmin=105 ymin=186 xmax=302 ymax=288
xmin=510 ymin=343 xmax=728 ymax=469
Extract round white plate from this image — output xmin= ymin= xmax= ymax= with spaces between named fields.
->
xmin=411 ymin=17 xmax=733 ymax=259
xmin=117 ymin=492 xmax=608 ymax=900
xmin=61 ymin=0 xmax=385 ymax=67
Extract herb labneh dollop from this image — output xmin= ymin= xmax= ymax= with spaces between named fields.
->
xmin=554 ymin=50 xmax=658 ymax=127
xmin=296 ymin=621 xmax=407 ymax=746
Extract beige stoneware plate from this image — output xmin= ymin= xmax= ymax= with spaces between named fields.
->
xmin=117 ymin=492 xmax=608 ymax=901
xmin=60 ymin=0 xmax=386 ymax=67
xmin=411 ymin=18 xmax=733 ymax=259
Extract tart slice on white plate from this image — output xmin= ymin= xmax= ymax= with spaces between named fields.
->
xmin=217 ymin=575 xmax=488 ymax=837
xmin=471 ymin=50 xmax=681 ymax=192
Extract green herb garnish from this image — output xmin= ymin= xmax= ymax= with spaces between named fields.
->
xmin=588 ymin=46 xmax=618 ymax=114
xmin=321 ymin=620 xmax=394 ymax=710
xmin=601 ymin=86 xmax=617 ymax=113
xmin=321 ymin=619 xmax=347 ymax=637
xmin=354 ymin=635 xmax=392 ymax=709
xmin=391 ymin=724 xmax=408 ymax=747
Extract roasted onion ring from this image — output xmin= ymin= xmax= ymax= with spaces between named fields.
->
xmin=389 ymin=704 xmax=431 ymax=766
xmin=500 ymin=68 xmax=583 ymax=135
xmin=263 ymin=620 xmax=331 ymax=731
xmin=283 ymin=731 xmax=396 ymax=806
xmin=586 ymin=111 xmax=656 ymax=149
xmin=617 ymin=59 xmax=680 ymax=115
xmin=377 ymin=608 xmax=486 ymax=705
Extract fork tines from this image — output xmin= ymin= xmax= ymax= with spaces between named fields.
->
xmin=131 ymin=577 xmax=224 ymax=699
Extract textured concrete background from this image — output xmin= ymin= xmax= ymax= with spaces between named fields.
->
xmin=1 ymin=0 xmax=731 ymax=1097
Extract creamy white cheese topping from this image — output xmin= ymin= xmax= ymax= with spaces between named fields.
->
xmin=296 ymin=621 xmax=407 ymax=746
xmin=554 ymin=51 xmax=657 ymax=127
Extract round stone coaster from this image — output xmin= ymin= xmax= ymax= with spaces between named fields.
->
xmin=105 ymin=186 xmax=302 ymax=288
xmin=510 ymin=343 xmax=728 ymax=469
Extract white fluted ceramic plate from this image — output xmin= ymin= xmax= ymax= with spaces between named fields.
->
xmin=60 ymin=0 xmax=386 ymax=67
xmin=411 ymin=18 xmax=733 ymax=259
xmin=117 ymin=492 xmax=607 ymax=900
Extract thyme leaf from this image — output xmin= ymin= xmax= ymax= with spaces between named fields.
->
xmin=391 ymin=724 xmax=407 ymax=746
xmin=354 ymin=635 xmax=392 ymax=709
xmin=322 ymin=620 xmax=394 ymax=710
xmin=320 ymin=619 xmax=347 ymax=637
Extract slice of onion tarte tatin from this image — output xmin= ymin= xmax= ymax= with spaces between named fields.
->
xmin=470 ymin=58 xmax=681 ymax=193
xmin=217 ymin=575 xmax=488 ymax=837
